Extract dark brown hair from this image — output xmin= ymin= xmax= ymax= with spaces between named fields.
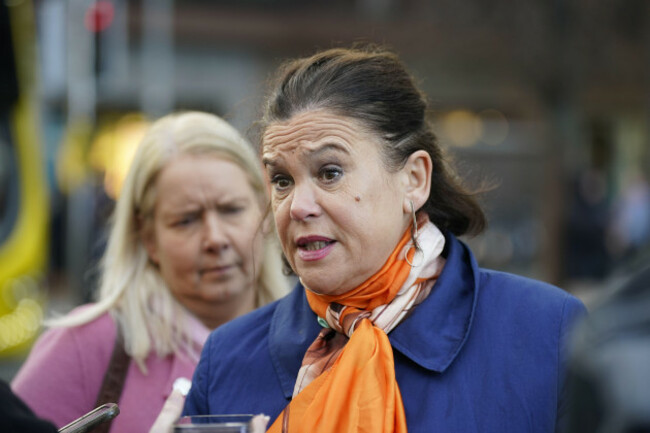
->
xmin=261 ymin=46 xmax=486 ymax=236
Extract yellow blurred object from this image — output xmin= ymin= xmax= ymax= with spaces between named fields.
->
xmin=0 ymin=0 xmax=49 ymax=356
xmin=88 ymin=113 xmax=149 ymax=199
xmin=56 ymin=120 xmax=94 ymax=194
xmin=442 ymin=110 xmax=483 ymax=148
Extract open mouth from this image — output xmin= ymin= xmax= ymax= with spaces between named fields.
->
xmin=297 ymin=238 xmax=335 ymax=251
xmin=299 ymin=240 xmax=334 ymax=251
xmin=295 ymin=236 xmax=336 ymax=261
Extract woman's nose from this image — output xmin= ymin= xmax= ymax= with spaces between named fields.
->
xmin=202 ymin=213 xmax=229 ymax=251
xmin=289 ymin=182 xmax=321 ymax=221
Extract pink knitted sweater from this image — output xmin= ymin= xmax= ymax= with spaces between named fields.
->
xmin=12 ymin=307 xmax=209 ymax=433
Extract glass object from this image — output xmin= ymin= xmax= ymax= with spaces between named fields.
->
xmin=174 ymin=414 xmax=254 ymax=433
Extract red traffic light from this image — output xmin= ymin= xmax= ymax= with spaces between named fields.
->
xmin=84 ymin=1 xmax=114 ymax=33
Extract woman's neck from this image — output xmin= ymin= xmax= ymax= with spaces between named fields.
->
xmin=197 ymin=287 xmax=257 ymax=330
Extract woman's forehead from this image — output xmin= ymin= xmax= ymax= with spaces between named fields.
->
xmin=262 ymin=110 xmax=369 ymax=157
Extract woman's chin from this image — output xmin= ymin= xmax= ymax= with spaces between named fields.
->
xmin=301 ymin=278 xmax=351 ymax=296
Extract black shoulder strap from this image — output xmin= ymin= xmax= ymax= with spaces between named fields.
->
xmin=92 ymin=325 xmax=131 ymax=433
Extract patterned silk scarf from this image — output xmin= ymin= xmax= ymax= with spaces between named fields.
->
xmin=267 ymin=214 xmax=446 ymax=433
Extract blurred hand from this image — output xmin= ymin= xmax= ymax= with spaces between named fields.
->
xmin=250 ymin=414 xmax=270 ymax=433
xmin=149 ymin=389 xmax=185 ymax=433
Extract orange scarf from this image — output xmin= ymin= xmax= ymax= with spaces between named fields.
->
xmin=268 ymin=215 xmax=446 ymax=433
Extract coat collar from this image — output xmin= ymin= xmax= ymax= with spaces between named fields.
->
xmin=268 ymin=232 xmax=480 ymax=399
xmin=388 ymin=232 xmax=479 ymax=371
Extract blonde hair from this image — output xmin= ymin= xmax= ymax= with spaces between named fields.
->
xmin=50 ymin=112 xmax=288 ymax=372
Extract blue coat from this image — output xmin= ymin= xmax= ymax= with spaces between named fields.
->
xmin=184 ymin=233 xmax=587 ymax=432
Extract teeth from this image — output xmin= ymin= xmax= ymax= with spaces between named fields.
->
xmin=304 ymin=241 xmax=328 ymax=251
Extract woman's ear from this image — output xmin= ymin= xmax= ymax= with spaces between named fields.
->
xmin=401 ymin=150 xmax=432 ymax=214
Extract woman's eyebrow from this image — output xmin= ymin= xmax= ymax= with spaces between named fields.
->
xmin=308 ymin=142 xmax=349 ymax=157
xmin=261 ymin=156 xmax=276 ymax=167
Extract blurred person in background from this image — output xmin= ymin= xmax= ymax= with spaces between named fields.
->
xmin=565 ymin=265 xmax=650 ymax=433
xmin=564 ymin=168 xmax=611 ymax=280
xmin=608 ymin=171 xmax=650 ymax=263
xmin=184 ymin=46 xmax=587 ymax=433
xmin=11 ymin=111 xmax=288 ymax=432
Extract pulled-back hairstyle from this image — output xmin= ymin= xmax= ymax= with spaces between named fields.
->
xmin=261 ymin=46 xmax=486 ymax=236
xmin=50 ymin=111 xmax=288 ymax=372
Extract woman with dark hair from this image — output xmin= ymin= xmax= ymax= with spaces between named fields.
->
xmin=184 ymin=47 xmax=586 ymax=433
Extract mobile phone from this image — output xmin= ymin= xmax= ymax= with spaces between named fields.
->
xmin=58 ymin=403 xmax=120 ymax=433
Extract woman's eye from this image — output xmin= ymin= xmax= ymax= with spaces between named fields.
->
xmin=220 ymin=206 xmax=244 ymax=215
xmin=270 ymin=175 xmax=292 ymax=191
xmin=175 ymin=215 xmax=197 ymax=226
xmin=319 ymin=165 xmax=342 ymax=183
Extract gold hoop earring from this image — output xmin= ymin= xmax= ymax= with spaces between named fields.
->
xmin=406 ymin=200 xmax=423 ymax=267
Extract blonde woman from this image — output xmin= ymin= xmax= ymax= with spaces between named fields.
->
xmin=12 ymin=112 xmax=288 ymax=432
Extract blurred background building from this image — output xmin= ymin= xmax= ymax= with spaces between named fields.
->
xmin=1 ymin=0 xmax=649 ymax=380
